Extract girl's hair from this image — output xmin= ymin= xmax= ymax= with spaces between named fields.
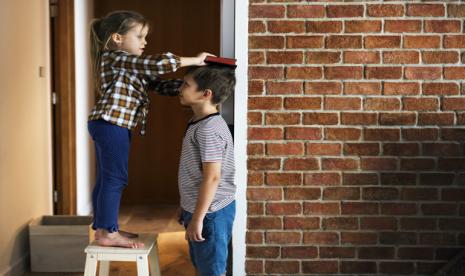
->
xmin=90 ymin=10 xmax=148 ymax=89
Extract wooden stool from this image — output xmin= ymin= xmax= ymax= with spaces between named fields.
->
xmin=83 ymin=233 xmax=161 ymax=276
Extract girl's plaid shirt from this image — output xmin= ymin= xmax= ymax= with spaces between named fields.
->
xmin=88 ymin=50 xmax=182 ymax=135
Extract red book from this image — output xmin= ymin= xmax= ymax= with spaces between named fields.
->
xmin=204 ymin=56 xmax=237 ymax=68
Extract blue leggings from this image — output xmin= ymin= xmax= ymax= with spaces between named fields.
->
xmin=88 ymin=119 xmax=131 ymax=232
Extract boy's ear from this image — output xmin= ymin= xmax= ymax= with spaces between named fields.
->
xmin=203 ymin=89 xmax=213 ymax=101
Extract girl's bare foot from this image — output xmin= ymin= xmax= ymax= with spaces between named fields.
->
xmin=95 ymin=229 xmax=144 ymax=248
xmin=95 ymin=229 xmax=139 ymax=239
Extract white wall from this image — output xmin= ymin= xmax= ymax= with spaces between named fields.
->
xmin=0 ymin=0 xmax=53 ymax=275
xmin=75 ymin=0 xmax=95 ymax=216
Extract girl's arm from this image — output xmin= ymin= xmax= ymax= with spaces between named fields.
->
xmin=146 ymin=77 xmax=183 ymax=96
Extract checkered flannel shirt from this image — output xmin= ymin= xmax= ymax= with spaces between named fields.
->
xmin=88 ymin=50 xmax=183 ymax=135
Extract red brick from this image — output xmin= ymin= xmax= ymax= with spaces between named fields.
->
xmin=341 ymin=261 xmax=377 ymax=273
xmin=266 ymin=202 xmax=301 ymax=215
xmin=304 ymin=232 xmax=339 ymax=245
xmin=361 ymin=158 xmax=398 ymax=171
xmin=384 ymin=82 xmax=420 ymax=96
xmin=407 ymin=4 xmax=445 ymax=17
xmin=248 ymin=112 xmax=262 ymax=125
xmin=283 ymin=157 xmax=319 ymax=170
xmin=320 ymin=247 xmax=356 ymax=259
xmin=304 ymin=202 xmax=340 ymax=215
xmin=361 ymin=217 xmax=397 ymax=230
xmin=442 ymin=188 xmax=465 ymax=201
xmin=248 ymin=202 xmax=264 ymax=215
xmin=401 ymin=158 xmax=436 ymax=170
xmin=405 ymin=67 xmax=442 ymax=80
xmin=365 ymin=36 xmax=401 ymax=48
xmin=288 ymin=5 xmax=325 ymax=18
xmin=322 ymin=158 xmax=359 ymax=170
xmin=303 ymin=112 xmax=338 ymax=125
xmin=284 ymin=97 xmax=321 ymax=110
xmin=249 ymin=51 xmax=265 ymax=65
xmin=265 ymin=261 xmax=299 ymax=274
xmin=305 ymin=82 xmax=342 ymax=95
xmin=444 ymin=67 xmax=465 ymax=79
xmin=402 ymin=128 xmax=439 ymax=141
xmin=346 ymin=82 xmax=382 ymax=97
xmin=281 ymin=246 xmax=318 ymax=259
xmin=341 ymin=112 xmax=377 ymax=125
xmin=404 ymin=36 xmax=441 ymax=49
xmin=366 ymin=66 xmax=402 ymax=79
xmin=359 ymin=247 xmax=395 ymax=259
xmin=382 ymin=203 xmax=417 ymax=215
xmin=325 ymin=97 xmax=361 ymax=110
xmin=442 ymin=97 xmax=465 ymax=110
xmin=379 ymin=112 xmax=416 ymax=125
xmin=248 ymin=80 xmax=264 ymax=95
xmin=249 ymin=21 xmax=266 ymax=33
xmin=383 ymin=143 xmax=420 ymax=156
xmin=287 ymin=35 xmax=324 ymax=48
xmin=448 ymin=4 xmax=465 ymax=17
xmin=420 ymin=172 xmax=456 ymax=185
xmin=327 ymin=5 xmax=364 ymax=18
xmin=367 ymin=4 xmax=404 ymax=17
xmin=305 ymin=172 xmax=341 ymax=186
xmin=248 ymin=158 xmax=281 ymax=171
xmin=345 ymin=20 xmax=382 ymax=33
xmin=326 ymin=36 xmax=362 ymax=49
xmin=444 ymin=35 xmax=465 ymax=48
xmin=379 ymin=262 xmax=415 ymax=274
xmin=364 ymin=97 xmax=400 ymax=110
xmin=284 ymin=187 xmax=320 ymax=200
xmin=401 ymin=188 xmax=439 ymax=201
xmin=268 ymin=20 xmax=305 ymax=33
xmin=285 ymin=127 xmax=322 ymax=140
xmin=249 ymin=66 xmax=284 ymax=79
xmin=364 ymin=128 xmax=400 ymax=141
xmin=248 ymin=143 xmax=264 ymax=155
xmin=323 ymin=217 xmax=358 ymax=230
xmin=306 ymin=51 xmax=341 ymax=64
xmin=266 ymin=232 xmax=301 ymax=244
xmin=341 ymin=232 xmax=377 ymax=245
xmin=266 ymin=142 xmax=304 ymax=155
xmin=382 ymin=172 xmax=417 ymax=186
xmin=325 ymin=66 xmax=363 ymax=80
xmin=247 ymin=217 xmax=282 ymax=229
xmin=398 ymin=247 xmax=435 ymax=260
xmin=419 ymin=113 xmax=455 ymax=125
xmin=246 ymin=231 xmax=263 ymax=244
xmin=306 ymin=142 xmax=341 ymax=155
xmin=422 ymin=203 xmax=457 ymax=216
xmin=249 ymin=36 xmax=284 ymax=49
xmin=326 ymin=127 xmax=361 ymax=141
xmin=249 ymin=5 xmax=285 ymax=18
xmin=404 ymin=98 xmax=439 ymax=111
xmin=265 ymin=112 xmax=300 ymax=126
xmin=420 ymin=233 xmax=456 ymax=246
xmin=245 ymin=260 xmax=262 ymax=274
xmin=284 ymin=217 xmax=320 ymax=230
xmin=248 ymin=127 xmax=283 ymax=140
xmin=425 ymin=20 xmax=461 ymax=33
xmin=343 ymin=173 xmax=379 ymax=186
xmin=343 ymin=51 xmax=380 ymax=64
xmin=438 ymin=158 xmax=465 ymax=171
xmin=458 ymin=113 xmax=465 ymax=124
xmin=383 ymin=51 xmax=419 ymax=64
xmin=341 ymin=202 xmax=378 ymax=215
xmin=423 ymin=143 xmax=461 ymax=157
xmin=248 ymin=172 xmax=264 ymax=186
xmin=323 ymin=187 xmax=360 ymax=200
xmin=302 ymin=261 xmax=339 ymax=274
xmin=267 ymin=51 xmax=303 ymax=64
xmin=441 ymin=128 xmax=465 ymax=140
xmin=248 ymin=97 xmax=282 ymax=110
xmin=266 ymin=81 xmax=302 ymax=95
xmin=247 ymin=246 xmax=280 ymax=258
xmin=423 ymin=51 xmax=459 ymax=64
xmin=266 ymin=172 xmax=302 ymax=186
xmin=286 ymin=66 xmax=322 ymax=79
xmin=306 ymin=21 xmax=342 ymax=33
xmin=344 ymin=142 xmax=380 ymax=155
xmin=385 ymin=20 xmax=421 ymax=33
xmin=423 ymin=83 xmax=459 ymax=95
xmin=363 ymin=187 xmax=399 ymax=200
xmin=380 ymin=232 xmax=417 ymax=245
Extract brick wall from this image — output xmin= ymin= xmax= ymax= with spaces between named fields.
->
xmin=247 ymin=1 xmax=465 ymax=275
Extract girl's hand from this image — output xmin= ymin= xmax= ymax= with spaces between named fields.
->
xmin=185 ymin=219 xmax=205 ymax=242
xmin=196 ymin=52 xmax=216 ymax=66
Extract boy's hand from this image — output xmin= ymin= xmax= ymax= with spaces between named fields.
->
xmin=196 ymin=52 xmax=216 ymax=66
xmin=176 ymin=206 xmax=183 ymax=225
xmin=185 ymin=219 xmax=205 ymax=242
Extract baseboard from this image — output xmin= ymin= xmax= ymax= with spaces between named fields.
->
xmin=0 ymin=254 xmax=29 ymax=276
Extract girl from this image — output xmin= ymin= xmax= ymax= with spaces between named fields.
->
xmin=88 ymin=10 xmax=211 ymax=248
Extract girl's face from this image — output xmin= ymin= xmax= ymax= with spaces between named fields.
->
xmin=115 ymin=23 xmax=148 ymax=56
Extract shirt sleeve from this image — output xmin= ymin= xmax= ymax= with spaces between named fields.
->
xmin=109 ymin=51 xmax=181 ymax=76
xmin=146 ymin=77 xmax=183 ymax=96
xmin=196 ymin=125 xmax=225 ymax=163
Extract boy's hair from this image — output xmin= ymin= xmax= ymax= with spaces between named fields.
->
xmin=186 ymin=65 xmax=236 ymax=105
xmin=90 ymin=10 xmax=148 ymax=89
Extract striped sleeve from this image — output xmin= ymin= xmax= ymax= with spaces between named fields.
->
xmin=109 ymin=51 xmax=181 ymax=76
xmin=196 ymin=125 xmax=225 ymax=163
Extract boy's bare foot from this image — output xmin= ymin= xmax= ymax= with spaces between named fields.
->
xmin=94 ymin=230 xmax=144 ymax=248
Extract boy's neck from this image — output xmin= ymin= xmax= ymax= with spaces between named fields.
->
xmin=191 ymin=103 xmax=219 ymax=122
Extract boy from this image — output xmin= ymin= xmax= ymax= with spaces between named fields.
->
xmin=177 ymin=65 xmax=236 ymax=276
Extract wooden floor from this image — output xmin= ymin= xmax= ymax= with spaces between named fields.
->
xmin=24 ymin=204 xmax=195 ymax=276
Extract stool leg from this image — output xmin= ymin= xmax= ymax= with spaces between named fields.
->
xmin=149 ymin=246 xmax=161 ymax=276
xmin=84 ymin=254 xmax=98 ymax=276
xmin=99 ymin=260 xmax=110 ymax=276
xmin=136 ymin=254 xmax=150 ymax=276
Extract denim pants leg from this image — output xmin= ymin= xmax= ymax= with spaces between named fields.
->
xmin=88 ymin=120 xmax=131 ymax=232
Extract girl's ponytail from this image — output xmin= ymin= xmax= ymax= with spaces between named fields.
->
xmin=90 ymin=18 xmax=103 ymax=91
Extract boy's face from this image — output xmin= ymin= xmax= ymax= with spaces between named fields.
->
xmin=179 ymin=75 xmax=210 ymax=107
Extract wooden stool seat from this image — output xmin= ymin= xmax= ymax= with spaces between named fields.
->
xmin=84 ymin=233 xmax=161 ymax=276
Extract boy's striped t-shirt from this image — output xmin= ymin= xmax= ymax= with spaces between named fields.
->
xmin=178 ymin=113 xmax=235 ymax=213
